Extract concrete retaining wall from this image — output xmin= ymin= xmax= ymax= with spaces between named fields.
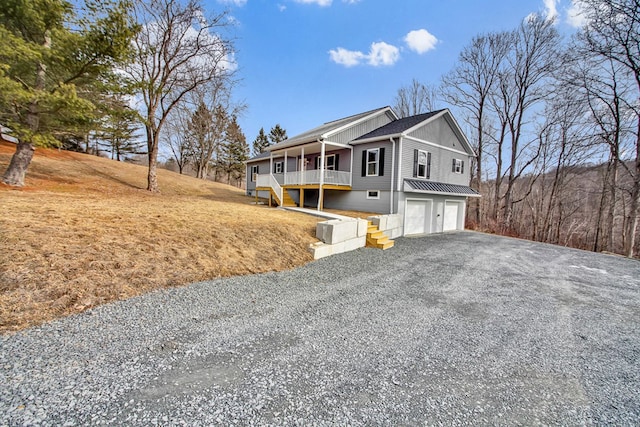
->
xmin=309 ymin=218 xmax=368 ymax=259
xmin=367 ymin=214 xmax=403 ymax=239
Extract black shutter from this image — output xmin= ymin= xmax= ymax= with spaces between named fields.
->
xmin=413 ymin=149 xmax=418 ymax=177
xmin=452 ymin=159 xmax=456 ymax=172
xmin=361 ymin=150 xmax=367 ymax=177
xmin=335 ymin=153 xmax=339 ymax=170
xmin=379 ymin=147 xmax=385 ymax=176
xmin=427 ymin=152 xmax=431 ymax=179
xmin=461 ymin=160 xmax=465 ymax=174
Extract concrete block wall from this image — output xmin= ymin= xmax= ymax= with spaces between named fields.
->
xmin=310 ymin=218 xmax=368 ymax=259
xmin=368 ymin=214 xmax=403 ymax=239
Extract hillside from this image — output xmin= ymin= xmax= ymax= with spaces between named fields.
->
xmin=0 ymin=142 xmax=321 ymax=333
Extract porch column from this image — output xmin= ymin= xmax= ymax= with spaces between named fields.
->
xmin=284 ymin=150 xmax=288 ymax=182
xmin=318 ymin=141 xmax=325 ymax=211
xmin=348 ymin=146 xmax=353 ymax=187
xmin=269 ymin=152 xmax=273 ymax=176
xmin=300 ymin=146 xmax=305 ymax=185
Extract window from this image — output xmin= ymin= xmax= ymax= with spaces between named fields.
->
xmin=274 ymin=161 xmax=283 ymax=174
xmin=414 ymin=149 xmax=431 ymax=179
xmin=367 ymin=149 xmax=379 ymax=176
xmin=251 ymin=165 xmax=258 ymax=182
xmin=452 ymin=159 xmax=464 ymax=174
xmin=315 ymin=154 xmax=337 ymax=170
xmin=361 ymin=148 xmax=385 ymax=177
xmin=366 ymin=190 xmax=380 ymax=199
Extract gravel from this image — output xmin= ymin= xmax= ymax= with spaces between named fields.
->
xmin=1 ymin=231 xmax=640 ymax=426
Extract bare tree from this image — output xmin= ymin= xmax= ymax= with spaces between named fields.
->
xmin=394 ymin=79 xmax=439 ymax=118
xmin=163 ymin=104 xmax=191 ymax=174
xmin=492 ymin=15 xmax=560 ymax=231
xmin=442 ymin=32 xmax=510 ymax=226
xmin=124 ymin=0 xmax=234 ymax=192
xmin=578 ymin=0 xmax=640 ymax=257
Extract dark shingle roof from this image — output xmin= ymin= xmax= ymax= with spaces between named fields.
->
xmin=405 ymin=179 xmax=480 ymax=197
xmin=355 ymin=110 xmax=445 ymax=141
xmin=246 ymin=151 xmax=271 ymax=163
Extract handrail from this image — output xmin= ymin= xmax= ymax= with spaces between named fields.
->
xmin=256 ymin=174 xmax=283 ymax=204
xmin=283 ymin=170 xmax=350 ymax=186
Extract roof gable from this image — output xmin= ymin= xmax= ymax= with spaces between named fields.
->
xmin=266 ymin=106 xmax=394 ymax=152
xmin=355 ymin=109 xmax=475 ymax=157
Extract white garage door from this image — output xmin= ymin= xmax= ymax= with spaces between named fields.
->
xmin=405 ymin=200 xmax=431 ymax=235
xmin=443 ymin=202 xmax=460 ymax=231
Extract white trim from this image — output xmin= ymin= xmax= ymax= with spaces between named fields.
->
xmin=322 ymin=107 xmax=397 ymax=139
xmin=403 ymin=135 xmax=470 ymax=157
xmin=274 ymin=161 xmax=284 ymax=174
xmin=366 ymin=190 xmax=380 ymax=200
xmin=416 ymin=149 xmax=429 ymax=179
xmin=365 ymin=148 xmax=380 ymax=177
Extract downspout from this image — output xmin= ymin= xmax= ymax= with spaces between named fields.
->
xmin=318 ymin=138 xmax=325 ymax=211
xmin=390 ymin=137 xmax=395 ymax=214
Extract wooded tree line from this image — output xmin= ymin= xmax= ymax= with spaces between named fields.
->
xmin=395 ymin=0 xmax=639 ymax=258
xmin=0 ymin=0 xmax=248 ymax=190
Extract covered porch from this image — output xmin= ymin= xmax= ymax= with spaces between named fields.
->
xmin=255 ymin=139 xmax=353 ymax=210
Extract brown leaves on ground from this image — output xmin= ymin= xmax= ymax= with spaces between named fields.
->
xmin=0 ymin=142 xmax=321 ymax=333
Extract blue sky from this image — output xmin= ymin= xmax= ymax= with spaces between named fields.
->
xmin=204 ymin=0 xmax=585 ymax=147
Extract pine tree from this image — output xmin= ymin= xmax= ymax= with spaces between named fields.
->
xmin=222 ymin=115 xmax=248 ymax=186
xmin=268 ymin=124 xmax=288 ymax=145
xmin=0 ymin=0 xmax=136 ymax=186
xmin=252 ymin=127 xmax=270 ymax=156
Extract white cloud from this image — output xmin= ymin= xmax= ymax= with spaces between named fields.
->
xmin=294 ymin=0 xmax=332 ymax=6
xmin=218 ymin=0 xmax=247 ymax=6
xmin=343 ymin=0 xmax=361 ymax=3
xmin=329 ymin=41 xmax=400 ymax=67
xmin=328 ymin=47 xmax=365 ymax=67
xmin=543 ymin=0 xmax=558 ymax=21
xmin=278 ymin=3 xmax=287 ymax=11
xmin=567 ymin=0 xmax=588 ymax=28
xmin=404 ymin=29 xmax=438 ymax=54
xmin=367 ymin=42 xmax=400 ymax=66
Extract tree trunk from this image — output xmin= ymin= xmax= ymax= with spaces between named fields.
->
xmin=2 ymin=142 xmax=36 ymax=186
xmin=146 ymin=125 xmax=160 ymax=192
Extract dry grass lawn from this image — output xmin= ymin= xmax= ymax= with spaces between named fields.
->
xmin=0 ymin=142 xmax=327 ymax=333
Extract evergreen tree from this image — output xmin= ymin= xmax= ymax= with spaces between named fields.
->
xmin=95 ymin=95 xmax=144 ymax=161
xmin=268 ymin=124 xmax=288 ymax=145
xmin=252 ymin=127 xmax=270 ymax=156
xmin=222 ymin=115 xmax=248 ymax=186
xmin=0 ymin=0 xmax=137 ymax=186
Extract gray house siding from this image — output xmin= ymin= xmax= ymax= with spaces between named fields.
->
xmin=323 ymin=190 xmax=390 ymax=214
xmin=307 ymin=148 xmax=351 ymax=172
xmin=400 ymin=138 xmax=470 ymax=186
xmin=246 ymin=159 xmax=272 ymax=193
xmin=351 ymin=140 xmax=393 ymax=191
xmin=408 ymin=115 xmax=463 ymax=152
xmin=330 ymin=112 xmax=395 ymax=144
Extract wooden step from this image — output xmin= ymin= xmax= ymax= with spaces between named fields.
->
xmin=365 ymin=223 xmax=394 ymax=250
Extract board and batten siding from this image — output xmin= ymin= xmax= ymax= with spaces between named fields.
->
xmin=330 ymin=111 xmax=396 ymax=144
xmin=400 ymin=139 xmax=470 ymax=186
xmin=351 ymin=140 xmax=393 ymax=191
xmin=408 ymin=114 xmax=464 ymax=152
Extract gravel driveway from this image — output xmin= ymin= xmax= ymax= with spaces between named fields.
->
xmin=1 ymin=232 xmax=639 ymax=426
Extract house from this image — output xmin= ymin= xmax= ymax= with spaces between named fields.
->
xmin=246 ymin=106 xmax=479 ymax=236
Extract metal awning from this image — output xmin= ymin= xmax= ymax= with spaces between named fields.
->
xmin=404 ymin=179 xmax=481 ymax=197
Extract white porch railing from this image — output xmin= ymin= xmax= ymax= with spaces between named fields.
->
xmin=256 ymin=174 xmax=283 ymax=204
xmin=284 ymin=170 xmax=351 ymax=186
